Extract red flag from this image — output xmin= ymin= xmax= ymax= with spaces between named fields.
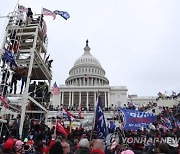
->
xmin=0 ymin=96 xmax=9 ymax=108
xmin=56 ymin=121 xmax=68 ymax=137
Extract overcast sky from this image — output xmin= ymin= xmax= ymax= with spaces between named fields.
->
xmin=0 ymin=0 xmax=180 ymax=96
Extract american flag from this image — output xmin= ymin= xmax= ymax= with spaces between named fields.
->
xmin=52 ymin=82 xmax=59 ymax=95
xmin=18 ymin=5 xmax=28 ymax=13
xmin=42 ymin=8 xmax=56 ymax=19
xmin=62 ymin=108 xmax=75 ymax=121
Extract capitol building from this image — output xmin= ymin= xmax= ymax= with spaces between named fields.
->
xmin=52 ymin=40 xmax=127 ymax=110
xmin=51 ymin=40 xmax=160 ymax=111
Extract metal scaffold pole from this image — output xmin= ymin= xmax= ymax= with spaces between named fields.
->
xmin=19 ymin=27 xmax=38 ymax=139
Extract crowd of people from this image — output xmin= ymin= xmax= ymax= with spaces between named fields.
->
xmin=123 ymin=102 xmax=157 ymax=113
xmin=49 ymin=105 xmax=118 ymax=112
xmin=0 ymin=101 xmax=179 ymax=154
xmin=156 ymin=91 xmax=180 ymax=101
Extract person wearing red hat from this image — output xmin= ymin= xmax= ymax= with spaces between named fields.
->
xmin=2 ymin=138 xmax=16 ymax=154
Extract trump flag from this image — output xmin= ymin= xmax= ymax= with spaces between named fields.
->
xmin=54 ymin=10 xmax=70 ymax=20
xmin=94 ymin=95 xmax=108 ymax=140
xmin=118 ymin=108 xmax=156 ymax=130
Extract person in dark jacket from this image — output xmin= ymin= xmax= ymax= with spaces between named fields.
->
xmin=26 ymin=8 xmax=33 ymax=25
xmin=49 ymin=141 xmax=63 ymax=154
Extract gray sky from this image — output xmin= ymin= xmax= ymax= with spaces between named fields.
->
xmin=0 ymin=0 xmax=180 ymax=96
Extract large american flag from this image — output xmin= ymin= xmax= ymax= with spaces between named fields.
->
xmin=42 ymin=8 xmax=56 ymax=19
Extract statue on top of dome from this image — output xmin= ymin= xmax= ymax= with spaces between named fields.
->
xmin=86 ymin=39 xmax=89 ymax=46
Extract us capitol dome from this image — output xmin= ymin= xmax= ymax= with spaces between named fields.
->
xmin=65 ymin=40 xmax=109 ymax=87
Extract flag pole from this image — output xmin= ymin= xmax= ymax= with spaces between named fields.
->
xmin=54 ymin=113 xmax=57 ymax=135
xmin=69 ymin=120 xmax=72 ymax=133
xmin=90 ymin=118 xmax=94 ymax=141
xmin=14 ymin=0 xmax=20 ymax=12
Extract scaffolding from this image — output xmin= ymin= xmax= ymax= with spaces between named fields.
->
xmin=0 ymin=10 xmax=52 ymax=138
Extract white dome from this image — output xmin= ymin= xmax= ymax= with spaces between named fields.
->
xmin=74 ymin=44 xmax=101 ymax=67
xmin=65 ymin=40 xmax=109 ymax=86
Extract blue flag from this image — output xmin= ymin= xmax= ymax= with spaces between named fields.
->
xmin=2 ymin=49 xmax=18 ymax=67
xmin=118 ymin=108 xmax=156 ymax=130
xmin=54 ymin=10 xmax=70 ymax=20
xmin=94 ymin=95 xmax=108 ymax=140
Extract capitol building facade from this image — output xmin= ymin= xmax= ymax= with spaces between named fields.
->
xmin=52 ymin=40 xmax=159 ymax=110
xmin=52 ymin=40 xmax=127 ymax=110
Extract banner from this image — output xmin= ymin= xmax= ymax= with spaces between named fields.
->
xmin=118 ymin=108 xmax=156 ymax=130
xmin=94 ymin=95 xmax=108 ymax=140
